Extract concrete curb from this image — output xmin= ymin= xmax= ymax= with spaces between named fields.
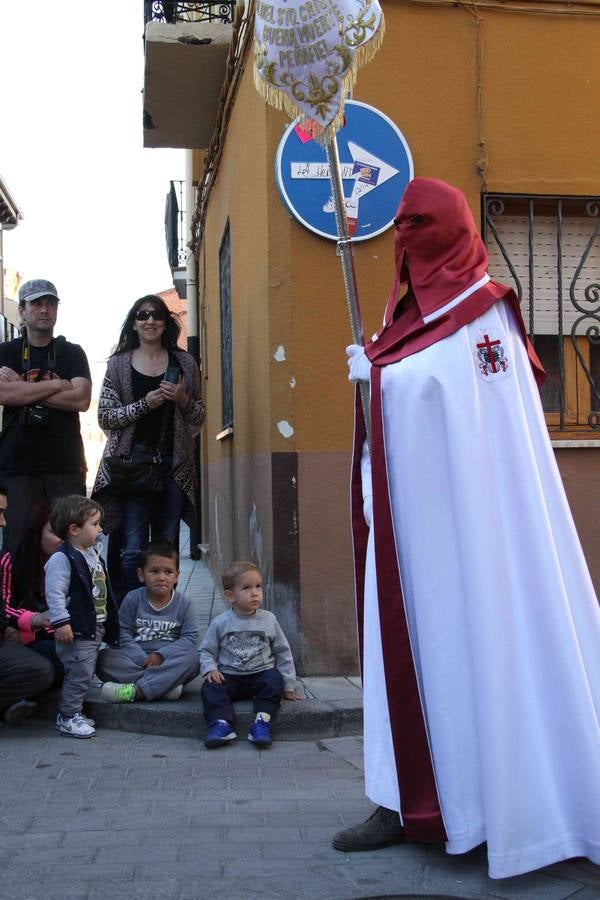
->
xmin=35 ymin=687 xmax=363 ymax=742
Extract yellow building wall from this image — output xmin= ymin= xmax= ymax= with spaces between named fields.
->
xmin=200 ymin=72 xmax=275 ymax=576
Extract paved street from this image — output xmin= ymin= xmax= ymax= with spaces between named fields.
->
xmin=1 ymin=723 xmax=599 ymax=900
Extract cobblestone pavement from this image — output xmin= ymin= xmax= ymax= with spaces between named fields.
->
xmin=1 ymin=724 xmax=599 ymax=900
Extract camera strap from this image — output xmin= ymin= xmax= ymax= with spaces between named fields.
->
xmin=21 ymin=337 xmax=56 ymax=380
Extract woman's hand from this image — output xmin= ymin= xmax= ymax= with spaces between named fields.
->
xmin=159 ymin=377 xmax=188 ymax=407
xmin=31 ymin=613 xmax=50 ymax=630
xmin=203 ymin=670 xmax=225 ymax=685
xmin=145 ymin=388 xmax=165 ymax=410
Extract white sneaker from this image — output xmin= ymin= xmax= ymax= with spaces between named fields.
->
xmin=56 ymin=711 xmax=96 ymax=739
xmin=162 ymin=684 xmax=183 ymax=701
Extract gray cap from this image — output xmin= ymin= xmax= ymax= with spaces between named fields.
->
xmin=18 ymin=279 xmax=60 ymax=304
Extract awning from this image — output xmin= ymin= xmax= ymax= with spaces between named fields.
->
xmin=0 ymin=175 xmax=22 ymax=229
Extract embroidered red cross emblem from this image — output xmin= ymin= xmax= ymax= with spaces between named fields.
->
xmin=476 ymin=334 xmax=502 ymax=373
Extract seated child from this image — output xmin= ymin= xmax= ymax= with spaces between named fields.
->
xmin=199 ymin=560 xmax=297 ymax=749
xmin=97 ymin=539 xmax=199 ymax=703
xmin=45 ymin=495 xmax=118 ymax=739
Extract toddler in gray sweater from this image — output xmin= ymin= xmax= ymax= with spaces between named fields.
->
xmin=199 ymin=560 xmax=297 ymax=748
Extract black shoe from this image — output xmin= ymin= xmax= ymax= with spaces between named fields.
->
xmin=332 ymin=805 xmax=406 ymax=852
xmin=3 ymin=700 xmax=37 ymax=725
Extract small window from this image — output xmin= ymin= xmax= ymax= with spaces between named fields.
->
xmin=219 ymin=221 xmax=233 ymax=431
xmin=483 ymin=194 xmax=600 ymax=433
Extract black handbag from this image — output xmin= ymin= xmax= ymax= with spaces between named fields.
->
xmin=105 ymin=399 xmax=171 ymax=497
xmin=105 ymin=450 xmax=164 ymax=496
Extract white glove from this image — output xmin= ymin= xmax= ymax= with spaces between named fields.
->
xmin=346 ymin=344 xmax=372 ymax=383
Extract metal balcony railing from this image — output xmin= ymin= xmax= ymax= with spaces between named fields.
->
xmin=144 ymin=0 xmax=236 ymax=25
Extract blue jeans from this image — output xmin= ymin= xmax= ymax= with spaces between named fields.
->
xmin=119 ymin=452 xmax=184 ymax=595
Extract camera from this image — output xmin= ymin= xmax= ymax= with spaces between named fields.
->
xmin=19 ymin=404 xmax=49 ymax=428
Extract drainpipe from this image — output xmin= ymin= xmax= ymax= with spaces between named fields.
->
xmin=0 ymin=222 xmax=8 ymax=316
xmin=185 ymin=150 xmax=199 ymax=360
xmin=185 ymin=149 xmax=202 ymax=558
xmin=0 ymin=225 xmax=4 ymax=317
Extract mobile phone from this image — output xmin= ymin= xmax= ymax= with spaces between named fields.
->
xmin=164 ymin=365 xmax=180 ymax=384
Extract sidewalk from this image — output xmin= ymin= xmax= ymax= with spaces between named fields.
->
xmin=38 ymin=529 xmax=363 ymax=742
xmin=1 ymin=722 xmax=598 ymax=900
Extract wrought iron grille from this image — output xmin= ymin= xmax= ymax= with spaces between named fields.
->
xmin=483 ymin=194 xmax=600 ymax=431
xmin=219 ymin=221 xmax=233 ymax=430
xmin=144 ymin=0 xmax=235 ymax=24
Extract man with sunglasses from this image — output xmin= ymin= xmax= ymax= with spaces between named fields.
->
xmin=0 ymin=279 xmax=91 ymax=551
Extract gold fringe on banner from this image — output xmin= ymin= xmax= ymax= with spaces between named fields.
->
xmin=253 ymin=13 xmax=385 ymax=145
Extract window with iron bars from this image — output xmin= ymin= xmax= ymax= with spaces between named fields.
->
xmin=483 ymin=194 xmax=600 ymax=433
xmin=219 ymin=221 xmax=233 ymax=430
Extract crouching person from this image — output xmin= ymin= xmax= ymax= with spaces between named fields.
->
xmin=97 ymin=539 xmax=199 ymax=703
xmin=200 ymin=561 xmax=297 ymax=749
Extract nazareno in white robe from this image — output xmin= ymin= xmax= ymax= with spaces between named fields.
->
xmin=356 ymin=296 xmax=600 ymax=878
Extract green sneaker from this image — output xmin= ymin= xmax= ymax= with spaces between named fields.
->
xmin=101 ymin=682 xmax=137 ymax=703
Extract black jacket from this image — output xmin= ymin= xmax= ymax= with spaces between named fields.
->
xmin=54 ymin=543 xmax=119 ymax=644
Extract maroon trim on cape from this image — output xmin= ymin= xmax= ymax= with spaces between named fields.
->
xmin=350 ymin=369 xmax=447 ymax=843
xmin=367 ymin=281 xmax=546 ymax=387
xmin=350 ymin=389 xmax=368 ymax=675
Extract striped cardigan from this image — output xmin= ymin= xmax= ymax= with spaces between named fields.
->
xmin=91 ymin=349 xmax=205 ymax=533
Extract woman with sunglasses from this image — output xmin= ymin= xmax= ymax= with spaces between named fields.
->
xmin=92 ymin=295 xmax=204 ymax=597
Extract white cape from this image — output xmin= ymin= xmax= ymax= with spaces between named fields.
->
xmin=362 ymin=299 xmax=600 ymax=878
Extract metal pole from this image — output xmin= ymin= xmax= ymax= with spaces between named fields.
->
xmin=0 ymin=226 xmax=4 ymax=317
xmin=324 ymin=135 xmax=371 ymax=447
xmin=185 ymin=149 xmax=202 ymax=558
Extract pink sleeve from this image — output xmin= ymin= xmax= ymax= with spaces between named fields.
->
xmin=17 ymin=611 xmax=35 ymax=644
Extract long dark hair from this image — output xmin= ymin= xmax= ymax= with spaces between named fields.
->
xmin=11 ymin=500 xmax=54 ymax=612
xmin=111 ymin=294 xmax=182 ymax=355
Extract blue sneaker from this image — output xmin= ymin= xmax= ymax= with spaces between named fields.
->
xmin=204 ymin=719 xmax=237 ymax=749
xmin=248 ymin=717 xmax=272 ymax=747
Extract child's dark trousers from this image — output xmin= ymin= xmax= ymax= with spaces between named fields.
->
xmin=201 ymin=668 xmax=284 ymax=723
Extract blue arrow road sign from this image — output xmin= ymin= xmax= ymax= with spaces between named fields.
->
xmin=275 ymin=100 xmax=414 ymax=242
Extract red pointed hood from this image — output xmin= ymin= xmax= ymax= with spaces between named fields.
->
xmin=367 ymin=177 xmax=545 ymax=385
xmin=383 ymin=177 xmax=489 ymax=325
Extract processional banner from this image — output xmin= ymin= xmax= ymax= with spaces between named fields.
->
xmin=254 ymin=0 xmax=384 ymax=143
